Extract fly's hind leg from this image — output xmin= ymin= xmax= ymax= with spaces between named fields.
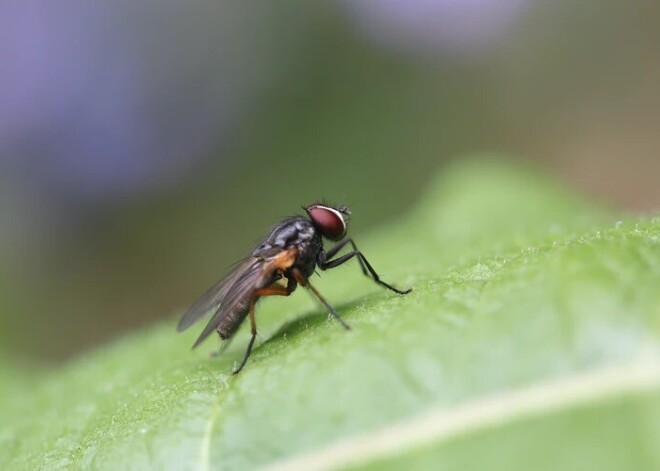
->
xmin=232 ymin=281 xmax=294 ymax=375
xmin=232 ymin=297 xmax=258 ymax=375
xmin=210 ymin=335 xmax=234 ymax=358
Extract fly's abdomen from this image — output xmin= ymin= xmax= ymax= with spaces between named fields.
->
xmin=217 ymin=297 xmax=251 ymax=339
xmin=216 ymin=269 xmax=279 ymax=339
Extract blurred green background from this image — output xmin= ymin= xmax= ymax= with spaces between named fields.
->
xmin=1 ymin=0 xmax=659 ymax=363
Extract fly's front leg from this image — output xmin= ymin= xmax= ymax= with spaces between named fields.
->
xmin=318 ymin=238 xmax=412 ymax=295
xmin=320 ymin=237 xmax=368 ymax=276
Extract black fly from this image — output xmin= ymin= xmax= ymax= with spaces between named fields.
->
xmin=177 ymin=203 xmax=412 ymax=374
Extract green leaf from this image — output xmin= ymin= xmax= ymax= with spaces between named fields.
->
xmin=2 ymin=158 xmax=660 ymax=470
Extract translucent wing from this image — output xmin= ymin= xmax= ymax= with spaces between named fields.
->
xmin=190 ymin=260 xmax=269 ymax=348
xmin=189 ymin=247 xmax=299 ymax=349
xmin=176 ymin=258 xmax=256 ymax=332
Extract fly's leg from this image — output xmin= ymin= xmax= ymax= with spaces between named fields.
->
xmin=318 ymin=238 xmax=412 ymax=295
xmin=232 ymin=297 xmax=258 ymax=375
xmin=292 ymin=268 xmax=350 ymax=330
xmin=210 ymin=336 xmax=234 ymax=358
xmin=321 ymin=237 xmax=368 ymax=276
xmin=232 ymin=280 xmax=294 ymax=375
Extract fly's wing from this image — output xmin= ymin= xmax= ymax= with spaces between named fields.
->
xmin=190 ymin=246 xmax=299 ymax=349
xmin=177 ymin=257 xmax=256 ymax=332
xmin=190 ymin=260 xmax=267 ymax=348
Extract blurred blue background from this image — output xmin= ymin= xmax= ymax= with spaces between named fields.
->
xmin=1 ymin=0 xmax=659 ymax=362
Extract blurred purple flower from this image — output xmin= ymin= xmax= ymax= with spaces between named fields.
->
xmin=1 ymin=2 xmax=187 ymax=201
xmin=342 ymin=0 xmax=534 ymax=58
xmin=0 ymin=1 xmax=303 ymax=204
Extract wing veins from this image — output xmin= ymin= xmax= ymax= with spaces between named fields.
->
xmin=176 ymin=258 xmax=254 ymax=332
xmin=190 ymin=260 xmax=269 ymax=348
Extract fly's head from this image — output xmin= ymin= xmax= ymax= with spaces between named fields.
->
xmin=304 ymin=203 xmax=350 ymax=241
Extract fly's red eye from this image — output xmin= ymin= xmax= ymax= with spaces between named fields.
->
xmin=306 ymin=205 xmax=347 ymax=240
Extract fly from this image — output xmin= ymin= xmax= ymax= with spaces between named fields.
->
xmin=177 ymin=203 xmax=412 ymax=374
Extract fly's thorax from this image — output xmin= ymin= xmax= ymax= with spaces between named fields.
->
xmin=269 ymin=217 xmax=315 ymax=246
xmin=253 ymin=217 xmax=321 ymax=278
xmin=293 ymin=231 xmax=323 ymax=278
xmin=254 ymin=218 xmax=317 ymax=252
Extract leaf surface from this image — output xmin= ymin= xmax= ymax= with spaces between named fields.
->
xmin=2 ymin=159 xmax=659 ymax=470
